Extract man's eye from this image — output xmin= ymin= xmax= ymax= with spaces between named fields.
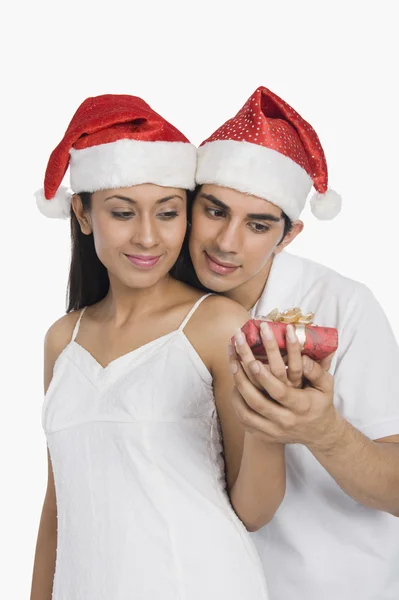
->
xmin=206 ymin=208 xmax=225 ymax=218
xmin=249 ymin=222 xmax=270 ymax=233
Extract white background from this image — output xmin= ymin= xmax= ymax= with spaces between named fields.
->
xmin=1 ymin=0 xmax=398 ymax=597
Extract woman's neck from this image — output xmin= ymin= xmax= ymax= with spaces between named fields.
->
xmin=98 ymin=274 xmax=178 ymax=323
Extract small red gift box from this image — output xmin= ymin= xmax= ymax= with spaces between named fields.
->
xmin=239 ymin=308 xmax=338 ymax=363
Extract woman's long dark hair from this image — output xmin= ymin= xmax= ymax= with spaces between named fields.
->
xmin=169 ymin=189 xmax=210 ymax=292
xmin=67 ymin=193 xmax=109 ymax=312
xmin=66 ymin=191 xmax=206 ymax=313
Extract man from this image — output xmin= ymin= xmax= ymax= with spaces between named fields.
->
xmin=189 ymin=86 xmax=399 ymax=599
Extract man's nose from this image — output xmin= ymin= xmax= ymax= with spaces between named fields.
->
xmin=215 ymin=221 xmax=241 ymax=254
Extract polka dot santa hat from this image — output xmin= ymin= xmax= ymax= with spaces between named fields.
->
xmin=196 ymin=86 xmax=341 ymax=221
xmin=35 ymin=94 xmax=197 ymax=219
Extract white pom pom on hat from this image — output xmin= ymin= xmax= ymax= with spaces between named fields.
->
xmin=35 ymin=186 xmax=72 ymax=219
xmin=310 ymin=189 xmax=342 ymax=220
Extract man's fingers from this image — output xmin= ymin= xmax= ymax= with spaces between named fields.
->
xmin=232 ymin=359 xmax=288 ymax=419
xmin=319 ymin=352 xmax=335 ymax=372
xmin=302 ymin=356 xmax=334 ymax=393
xmin=285 ymin=324 xmax=304 ymax=388
xmin=232 ymin=330 xmax=265 ymax=390
xmin=260 ymin=322 xmax=288 ymax=382
xmin=228 ymin=341 xmax=239 ymax=362
xmin=232 ymin=388 xmax=282 ymax=438
xmin=234 ymin=356 xmax=300 ymax=412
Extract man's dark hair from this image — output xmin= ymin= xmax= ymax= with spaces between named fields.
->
xmin=280 ymin=211 xmax=293 ymax=244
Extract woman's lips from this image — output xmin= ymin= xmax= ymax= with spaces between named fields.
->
xmin=126 ymin=254 xmax=161 ymax=269
xmin=205 ymin=252 xmax=239 ymax=275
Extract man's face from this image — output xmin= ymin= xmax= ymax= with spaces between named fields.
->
xmin=189 ymin=184 xmax=303 ymax=295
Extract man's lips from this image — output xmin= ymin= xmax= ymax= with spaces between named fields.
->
xmin=204 ymin=252 xmax=239 ymax=275
xmin=125 ymin=254 xmax=161 ymax=269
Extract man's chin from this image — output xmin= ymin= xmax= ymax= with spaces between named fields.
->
xmin=195 ymin=270 xmax=239 ymax=294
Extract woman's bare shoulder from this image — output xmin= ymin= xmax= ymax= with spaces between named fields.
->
xmin=181 ymin=294 xmax=249 ymax=375
xmin=187 ymin=294 xmax=250 ymax=347
xmin=42 ymin=310 xmax=83 ymax=393
xmin=44 ymin=310 xmax=82 ymax=362
xmin=200 ymin=295 xmax=249 ymax=330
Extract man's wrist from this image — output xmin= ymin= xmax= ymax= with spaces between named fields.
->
xmin=307 ymin=409 xmax=348 ymax=456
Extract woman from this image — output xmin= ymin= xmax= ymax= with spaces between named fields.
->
xmin=30 ymin=94 xmax=284 ymax=600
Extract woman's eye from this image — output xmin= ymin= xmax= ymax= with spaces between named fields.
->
xmin=248 ymin=222 xmax=271 ymax=233
xmin=159 ymin=211 xmax=178 ymax=219
xmin=111 ymin=211 xmax=134 ymax=219
xmin=206 ymin=207 xmax=225 ymax=218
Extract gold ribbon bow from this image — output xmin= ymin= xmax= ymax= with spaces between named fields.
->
xmin=258 ymin=308 xmax=315 ymax=349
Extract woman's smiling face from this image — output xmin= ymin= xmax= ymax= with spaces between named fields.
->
xmin=73 ymin=183 xmax=187 ymax=290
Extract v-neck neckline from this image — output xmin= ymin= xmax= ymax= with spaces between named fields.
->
xmin=72 ymin=329 xmax=179 ymax=372
xmin=69 ymin=294 xmax=214 ymax=372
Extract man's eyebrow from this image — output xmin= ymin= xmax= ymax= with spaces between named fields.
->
xmin=199 ymin=193 xmax=230 ymax=212
xmin=104 ymin=194 xmax=183 ymax=205
xmin=199 ymin=193 xmax=281 ymax=222
xmin=246 ymin=212 xmax=282 ymax=222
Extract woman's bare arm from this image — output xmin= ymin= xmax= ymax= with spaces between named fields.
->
xmin=30 ymin=450 xmax=57 ymax=600
xmin=30 ymin=313 xmax=79 ymax=599
xmin=188 ymin=296 xmax=286 ymax=532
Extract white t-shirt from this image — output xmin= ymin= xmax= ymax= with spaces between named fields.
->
xmin=249 ymin=251 xmax=399 ymax=600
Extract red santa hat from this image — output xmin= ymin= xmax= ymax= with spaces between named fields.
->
xmin=195 ymin=86 xmax=341 ymax=221
xmin=35 ymin=94 xmax=197 ymax=219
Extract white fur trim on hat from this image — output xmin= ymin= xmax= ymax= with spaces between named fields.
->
xmin=35 ymin=186 xmax=72 ymax=219
xmin=70 ymin=138 xmax=197 ymax=193
xmin=196 ymin=140 xmax=313 ymax=220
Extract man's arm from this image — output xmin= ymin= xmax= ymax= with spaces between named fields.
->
xmin=308 ymin=423 xmax=399 ymax=516
xmin=304 ymin=286 xmax=399 ymax=516
xmin=231 ymin=320 xmax=399 ymax=517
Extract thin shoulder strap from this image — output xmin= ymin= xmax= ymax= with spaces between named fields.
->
xmin=71 ymin=306 xmax=87 ymax=342
xmin=178 ymin=293 xmax=214 ymax=332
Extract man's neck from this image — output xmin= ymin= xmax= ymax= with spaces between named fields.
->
xmin=223 ymin=255 xmax=275 ymax=311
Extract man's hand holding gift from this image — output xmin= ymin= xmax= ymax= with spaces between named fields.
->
xmin=229 ymin=309 xmax=339 ymax=452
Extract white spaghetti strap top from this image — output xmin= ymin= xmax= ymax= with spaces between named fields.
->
xmin=71 ymin=294 xmax=213 ymax=342
xmin=71 ymin=306 xmax=87 ymax=342
xmin=42 ymin=291 xmax=268 ymax=600
xmin=178 ymin=293 xmax=213 ymax=331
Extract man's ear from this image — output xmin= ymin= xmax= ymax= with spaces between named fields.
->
xmin=71 ymin=194 xmax=92 ymax=235
xmin=274 ymin=220 xmax=304 ymax=255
